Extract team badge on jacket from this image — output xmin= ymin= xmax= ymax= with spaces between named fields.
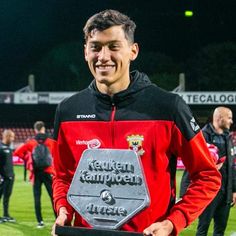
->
xmin=127 ymin=135 xmax=145 ymax=157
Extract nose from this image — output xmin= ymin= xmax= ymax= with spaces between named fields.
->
xmin=98 ymin=46 xmax=110 ymax=62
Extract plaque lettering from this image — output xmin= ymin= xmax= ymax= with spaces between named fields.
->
xmin=88 ymin=160 xmax=134 ymax=173
xmin=79 ymin=170 xmax=142 ymax=187
xmin=86 ymin=203 xmax=127 ymax=216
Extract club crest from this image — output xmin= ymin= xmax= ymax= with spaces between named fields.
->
xmin=127 ymin=135 xmax=145 ymax=157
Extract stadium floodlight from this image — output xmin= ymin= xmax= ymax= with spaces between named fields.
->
xmin=185 ymin=10 xmax=193 ymax=17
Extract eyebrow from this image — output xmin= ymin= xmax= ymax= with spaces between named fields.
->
xmin=88 ymin=40 xmax=122 ymax=45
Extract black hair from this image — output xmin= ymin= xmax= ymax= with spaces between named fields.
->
xmin=83 ymin=9 xmax=136 ymax=43
xmin=34 ymin=121 xmax=45 ymax=131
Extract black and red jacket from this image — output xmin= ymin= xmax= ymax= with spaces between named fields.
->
xmin=52 ymin=70 xmax=221 ymax=235
xmin=14 ymin=133 xmax=55 ymax=183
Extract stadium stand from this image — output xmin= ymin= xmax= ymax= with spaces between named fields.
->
xmin=0 ymin=123 xmax=53 ymax=147
xmin=0 ymin=104 xmax=56 ymax=146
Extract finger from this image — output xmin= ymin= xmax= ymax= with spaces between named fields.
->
xmin=55 ymin=215 xmax=67 ymax=226
xmin=51 ymin=223 xmax=57 ymax=236
xmin=143 ymin=229 xmax=152 ymax=235
xmin=143 ymin=223 xmax=159 ymax=235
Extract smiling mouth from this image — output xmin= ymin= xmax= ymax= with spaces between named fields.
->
xmin=96 ymin=65 xmax=115 ymax=70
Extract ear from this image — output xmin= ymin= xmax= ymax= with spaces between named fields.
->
xmin=84 ymin=44 xmax=88 ymax=61
xmin=130 ymin=43 xmax=139 ymax=61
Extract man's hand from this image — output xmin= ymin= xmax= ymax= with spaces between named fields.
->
xmin=232 ymin=192 xmax=236 ymax=206
xmin=143 ymin=219 xmax=174 ymax=236
xmin=216 ymin=162 xmax=224 ymax=170
xmin=51 ymin=207 xmax=68 ymax=236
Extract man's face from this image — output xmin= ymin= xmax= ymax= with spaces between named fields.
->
xmin=4 ymin=132 xmax=15 ymax=145
xmin=219 ymin=110 xmax=233 ymax=130
xmin=84 ymin=25 xmax=138 ymax=93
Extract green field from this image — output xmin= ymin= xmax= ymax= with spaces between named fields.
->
xmin=0 ymin=166 xmax=235 ymax=235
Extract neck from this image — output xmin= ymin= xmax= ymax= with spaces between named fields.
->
xmin=96 ymin=76 xmax=130 ymax=96
xmin=212 ymin=122 xmax=223 ymax=134
xmin=2 ymin=140 xmax=9 ymax=145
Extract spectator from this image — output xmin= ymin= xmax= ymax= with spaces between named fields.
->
xmin=51 ymin=9 xmax=221 ymax=236
xmin=0 ymin=129 xmax=16 ymax=223
xmin=14 ymin=121 xmax=55 ymax=228
xmin=180 ymin=106 xmax=236 ymax=236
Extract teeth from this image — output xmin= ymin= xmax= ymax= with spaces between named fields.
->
xmin=97 ymin=65 xmax=114 ymax=69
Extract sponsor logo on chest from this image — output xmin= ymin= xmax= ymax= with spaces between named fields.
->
xmin=76 ymin=139 xmax=101 ymax=149
xmin=76 ymin=114 xmax=96 ymax=119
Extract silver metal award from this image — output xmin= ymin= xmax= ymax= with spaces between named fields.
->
xmin=56 ymin=149 xmax=150 ymax=236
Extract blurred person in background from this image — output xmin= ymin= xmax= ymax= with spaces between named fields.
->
xmin=0 ymin=129 xmax=16 ymax=223
xmin=51 ymin=9 xmax=221 ymax=236
xmin=14 ymin=121 xmax=55 ymax=228
xmin=180 ymin=106 xmax=236 ymax=236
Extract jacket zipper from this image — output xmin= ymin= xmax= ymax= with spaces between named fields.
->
xmin=110 ymin=102 xmax=116 ymax=147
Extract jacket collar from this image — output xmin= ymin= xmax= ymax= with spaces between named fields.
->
xmin=88 ymin=70 xmax=152 ymax=107
xmin=204 ymin=123 xmax=229 ymax=136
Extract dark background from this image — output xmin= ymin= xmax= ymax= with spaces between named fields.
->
xmin=1 ymin=0 xmax=236 ymax=92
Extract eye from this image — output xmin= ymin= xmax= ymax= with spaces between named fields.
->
xmin=109 ymin=43 xmax=120 ymax=51
xmin=90 ymin=44 xmax=101 ymax=52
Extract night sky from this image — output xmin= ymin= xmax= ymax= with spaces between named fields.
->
xmin=0 ymin=0 xmax=236 ymax=91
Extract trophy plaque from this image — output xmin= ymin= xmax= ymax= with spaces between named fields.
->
xmin=56 ymin=148 xmax=150 ymax=236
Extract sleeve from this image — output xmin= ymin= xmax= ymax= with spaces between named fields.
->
xmin=0 ymin=148 xmax=6 ymax=171
xmin=166 ymin=96 xmax=221 ymax=234
xmin=233 ymin=157 xmax=236 ymax=193
xmin=45 ymin=138 xmax=55 ymax=154
xmin=13 ymin=141 xmax=34 ymax=161
xmin=232 ymin=140 xmax=236 ymax=193
xmin=52 ymin=103 xmax=75 ymax=221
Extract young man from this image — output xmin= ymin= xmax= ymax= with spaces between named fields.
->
xmin=14 ymin=121 xmax=55 ymax=228
xmin=0 ymin=129 xmax=16 ymax=223
xmin=180 ymin=106 xmax=236 ymax=236
xmin=52 ymin=10 xmax=221 ymax=236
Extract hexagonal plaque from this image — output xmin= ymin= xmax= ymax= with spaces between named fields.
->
xmin=67 ymin=149 xmax=150 ymax=230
